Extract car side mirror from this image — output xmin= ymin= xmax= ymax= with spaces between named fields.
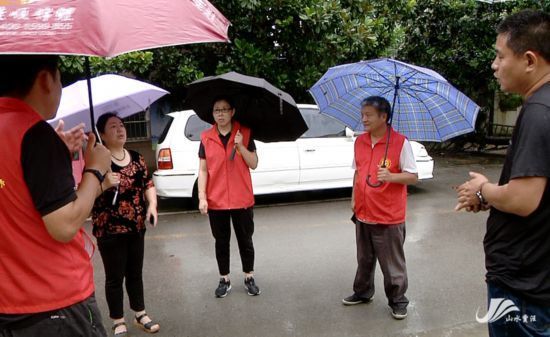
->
xmin=345 ymin=127 xmax=355 ymax=138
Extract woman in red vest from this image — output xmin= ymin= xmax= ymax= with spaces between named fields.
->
xmin=198 ymin=96 xmax=261 ymax=298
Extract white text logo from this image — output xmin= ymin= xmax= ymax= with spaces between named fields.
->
xmin=476 ymin=298 xmax=520 ymax=323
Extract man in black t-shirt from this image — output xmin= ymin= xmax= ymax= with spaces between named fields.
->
xmin=455 ymin=10 xmax=550 ymax=337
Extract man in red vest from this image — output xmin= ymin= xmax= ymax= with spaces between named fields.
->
xmin=342 ymin=96 xmax=418 ymax=320
xmin=0 ymin=55 xmax=111 ymax=336
xmin=197 ymin=96 xmax=261 ymax=298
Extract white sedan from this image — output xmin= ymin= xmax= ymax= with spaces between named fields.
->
xmin=153 ymin=104 xmax=434 ymax=201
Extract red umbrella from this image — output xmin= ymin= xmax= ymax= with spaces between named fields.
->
xmin=0 ymin=0 xmax=230 ymax=139
xmin=0 ymin=0 xmax=230 ymax=57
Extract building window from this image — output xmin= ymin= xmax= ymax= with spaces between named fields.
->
xmin=124 ymin=110 xmax=149 ymax=141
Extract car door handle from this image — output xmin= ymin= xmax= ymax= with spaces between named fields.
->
xmin=305 ymin=149 xmax=316 ymax=152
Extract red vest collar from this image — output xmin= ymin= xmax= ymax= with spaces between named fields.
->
xmin=0 ymin=97 xmax=41 ymax=118
xmin=204 ymin=120 xmax=242 ymax=143
xmin=364 ymin=126 xmax=396 ymax=146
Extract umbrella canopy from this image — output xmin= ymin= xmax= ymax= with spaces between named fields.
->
xmin=0 ymin=0 xmax=230 ymax=141
xmin=309 ymin=58 xmax=480 ymax=142
xmin=184 ymin=72 xmax=308 ymax=143
xmin=49 ymin=74 xmax=169 ymax=132
xmin=0 ymin=0 xmax=230 ymax=57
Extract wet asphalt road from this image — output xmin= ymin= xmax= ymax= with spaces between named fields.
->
xmin=88 ymin=153 xmax=506 ymax=337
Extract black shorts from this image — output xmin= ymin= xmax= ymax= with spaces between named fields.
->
xmin=0 ymin=294 xmax=107 ymax=337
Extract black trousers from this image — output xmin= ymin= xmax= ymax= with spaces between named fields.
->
xmin=0 ymin=295 xmax=107 ymax=337
xmin=97 ymin=232 xmax=145 ymax=319
xmin=353 ymin=222 xmax=409 ymax=310
xmin=208 ymin=208 xmax=255 ymax=275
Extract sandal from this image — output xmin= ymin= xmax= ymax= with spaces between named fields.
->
xmin=112 ymin=322 xmax=128 ymax=336
xmin=134 ymin=312 xmax=160 ymax=334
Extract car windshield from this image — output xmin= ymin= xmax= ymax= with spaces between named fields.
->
xmin=300 ymin=108 xmax=346 ymax=138
xmin=158 ymin=116 xmax=174 ymax=144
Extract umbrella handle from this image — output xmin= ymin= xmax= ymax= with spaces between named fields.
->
xmin=366 ymin=126 xmax=390 ymax=188
xmin=229 ymin=146 xmax=237 ymax=161
xmin=112 ymin=185 xmax=119 ymax=205
xmin=84 ymin=57 xmax=102 ymax=144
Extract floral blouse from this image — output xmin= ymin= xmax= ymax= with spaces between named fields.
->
xmin=92 ymin=150 xmax=154 ymax=238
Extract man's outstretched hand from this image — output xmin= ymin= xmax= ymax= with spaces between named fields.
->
xmin=55 ymin=120 xmax=88 ymax=153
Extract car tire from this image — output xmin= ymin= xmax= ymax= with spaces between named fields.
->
xmin=190 ymin=180 xmax=199 ymax=209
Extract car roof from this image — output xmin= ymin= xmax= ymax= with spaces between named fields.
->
xmin=167 ymin=109 xmax=195 ymax=118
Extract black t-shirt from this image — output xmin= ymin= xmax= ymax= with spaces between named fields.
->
xmin=485 ymin=83 xmax=550 ymax=305
xmin=0 ymin=121 xmax=76 ymax=329
xmin=21 ymin=121 xmax=77 ymax=215
xmin=198 ymin=131 xmax=256 ymax=159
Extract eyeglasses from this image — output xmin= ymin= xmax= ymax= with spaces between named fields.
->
xmin=213 ymin=108 xmax=232 ymax=114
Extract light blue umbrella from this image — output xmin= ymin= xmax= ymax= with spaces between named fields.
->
xmin=309 ymin=58 xmax=480 ymax=142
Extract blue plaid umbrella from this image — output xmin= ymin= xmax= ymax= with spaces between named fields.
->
xmin=309 ymin=58 xmax=480 ymax=142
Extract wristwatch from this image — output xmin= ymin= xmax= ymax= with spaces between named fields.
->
xmin=83 ymin=168 xmax=105 ymax=183
xmin=476 ymin=190 xmax=488 ymax=206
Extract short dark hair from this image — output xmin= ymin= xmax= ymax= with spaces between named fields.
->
xmin=96 ymin=112 xmax=122 ymax=134
xmin=212 ymin=95 xmax=234 ymax=110
xmin=0 ymin=55 xmax=60 ymax=97
xmin=497 ymin=9 xmax=550 ymax=62
xmin=361 ymin=96 xmax=392 ymax=123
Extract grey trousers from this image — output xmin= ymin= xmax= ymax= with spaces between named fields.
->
xmin=353 ymin=221 xmax=409 ymax=309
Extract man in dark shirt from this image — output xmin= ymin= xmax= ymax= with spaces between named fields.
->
xmin=0 ymin=55 xmax=111 ymax=336
xmin=455 ymin=10 xmax=550 ymax=337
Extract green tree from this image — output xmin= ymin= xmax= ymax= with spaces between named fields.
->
xmin=60 ymin=52 xmax=152 ymax=83
xmin=60 ymin=0 xmax=550 ymax=120
xmin=397 ymin=0 xmax=548 ymax=147
xmin=398 ymin=0 xmax=506 ymax=106
xmin=190 ymin=0 xmax=415 ymax=103
xmin=59 ymin=0 xmax=415 ymax=109
xmin=59 ymin=49 xmax=204 ymax=106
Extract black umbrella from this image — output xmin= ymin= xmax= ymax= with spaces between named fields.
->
xmin=184 ymin=72 xmax=308 ymax=143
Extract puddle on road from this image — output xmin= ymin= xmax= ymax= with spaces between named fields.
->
xmin=434 ymin=152 xmax=505 ymax=166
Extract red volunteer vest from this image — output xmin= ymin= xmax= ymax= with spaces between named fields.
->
xmin=201 ymin=121 xmax=254 ymax=210
xmin=353 ymin=127 xmax=407 ymax=225
xmin=0 ymin=98 xmax=95 ymax=314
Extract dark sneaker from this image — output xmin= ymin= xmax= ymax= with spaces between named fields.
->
xmin=391 ymin=307 xmax=407 ymax=320
xmin=215 ymin=278 xmax=231 ymax=298
xmin=244 ymin=277 xmax=261 ymax=296
xmin=342 ymin=294 xmax=373 ymax=306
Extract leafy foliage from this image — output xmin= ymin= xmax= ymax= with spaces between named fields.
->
xmin=397 ymin=0 xmax=549 ymax=148
xmin=60 ymin=0 xmax=414 ymax=108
